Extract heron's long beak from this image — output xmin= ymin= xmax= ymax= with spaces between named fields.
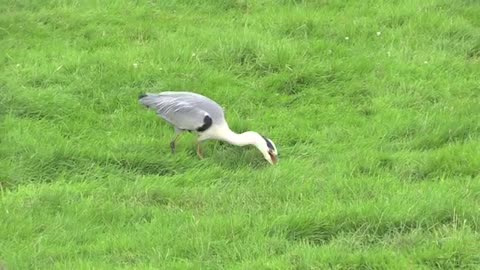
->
xmin=269 ymin=152 xmax=278 ymax=165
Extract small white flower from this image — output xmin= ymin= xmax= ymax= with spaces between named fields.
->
xmin=345 ymin=36 xmax=349 ymax=40
xmin=376 ymin=31 xmax=381 ymax=36
xmin=424 ymin=61 xmax=428 ymax=64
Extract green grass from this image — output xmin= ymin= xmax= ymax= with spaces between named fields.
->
xmin=1 ymin=0 xmax=480 ymax=268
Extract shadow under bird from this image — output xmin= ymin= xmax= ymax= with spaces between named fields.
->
xmin=139 ymin=91 xmax=278 ymax=165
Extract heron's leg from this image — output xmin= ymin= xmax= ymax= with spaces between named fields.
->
xmin=170 ymin=135 xmax=179 ymax=153
xmin=170 ymin=129 xmax=183 ymax=154
xmin=196 ymin=140 xmax=204 ymax=159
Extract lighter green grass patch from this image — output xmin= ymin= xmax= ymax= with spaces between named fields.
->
xmin=1 ymin=0 xmax=480 ymax=269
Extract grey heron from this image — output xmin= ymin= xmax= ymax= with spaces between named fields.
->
xmin=139 ymin=91 xmax=278 ymax=165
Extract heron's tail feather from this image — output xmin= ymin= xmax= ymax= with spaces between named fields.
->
xmin=138 ymin=93 xmax=162 ymax=110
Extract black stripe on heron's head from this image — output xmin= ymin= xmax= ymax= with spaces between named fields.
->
xmin=261 ymin=135 xmax=275 ymax=151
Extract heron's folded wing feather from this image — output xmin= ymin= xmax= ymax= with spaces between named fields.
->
xmin=140 ymin=94 xmax=209 ymax=130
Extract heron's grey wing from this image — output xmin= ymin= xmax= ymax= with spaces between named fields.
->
xmin=159 ymin=91 xmax=226 ymax=123
xmin=139 ymin=94 xmax=210 ymax=131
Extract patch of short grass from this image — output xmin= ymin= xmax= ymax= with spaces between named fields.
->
xmin=1 ymin=0 xmax=480 ymax=269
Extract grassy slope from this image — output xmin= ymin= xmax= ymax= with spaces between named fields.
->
xmin=1 ymin=0 xmax=480 ymax=268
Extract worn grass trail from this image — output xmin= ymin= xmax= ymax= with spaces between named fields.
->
xmin=1 ymin=0 xmax=480 ymax=269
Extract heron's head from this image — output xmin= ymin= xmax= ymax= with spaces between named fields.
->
xmin=253 ymin=134 xmax=278 ymax=165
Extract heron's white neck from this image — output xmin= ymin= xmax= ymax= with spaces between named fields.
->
xmin=216 ymin=126 xmax=259 ymax=146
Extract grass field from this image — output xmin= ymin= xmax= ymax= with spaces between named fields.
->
xmin=1 ymin=0 xmax=480 ymax=269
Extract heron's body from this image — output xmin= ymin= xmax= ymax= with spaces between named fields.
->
xmin=139 ymin=91 xmax=278 ymax=164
